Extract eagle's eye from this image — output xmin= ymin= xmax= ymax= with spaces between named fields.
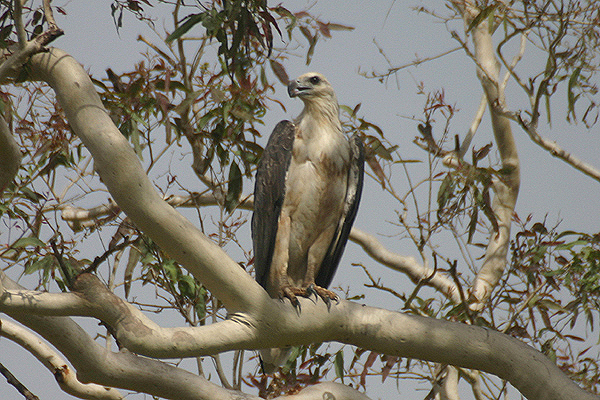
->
xmin=309 ymin=76 xmax=321 ymax=85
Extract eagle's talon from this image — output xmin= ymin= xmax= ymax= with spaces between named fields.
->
xmin=305 ymin=283 xmax=318 ymax=300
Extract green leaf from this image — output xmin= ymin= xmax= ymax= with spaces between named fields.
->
xmin=567 ymin=66 xmax=582 ymax=121
xmin=178 ymin=274 xmax=197 ymax=298
xmin=23 ymin=255 xmax=54 ymax=275
xmin=13 ymin=237 xmax=45 ymax=249
xmin=467 ymin=205 xmax=478 ymax=244
xmin=195 ymin=287 xmax=207 ymax=321
xmin=225 ymin=161 xmax=242 ymax=212
xmin=166 ymin=13 xmax=205 ymax=43
xmin=162 ymin=260 xmax=179 ymax=282
xmin=20 ymin=187 xmax=45 ymax=203
xmin=555 ymin=239 xmax=588 ymax=251
xmin=334 ymin=350 xmax=344 ymax=383
xmin=437 ymin=173 xmax=454 ymax=211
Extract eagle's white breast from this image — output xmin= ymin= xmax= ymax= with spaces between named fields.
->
xmin=282 ymin=112 xmax=350 ymax=285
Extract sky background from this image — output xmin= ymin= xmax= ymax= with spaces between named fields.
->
xmin=2 ymin=0 xmax=600 ymax=399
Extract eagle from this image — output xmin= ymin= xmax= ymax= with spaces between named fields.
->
xmin=252 ymin=71 xmax=364 ymax=313
xmin=252 ymin=72 xmax=364 ymax=371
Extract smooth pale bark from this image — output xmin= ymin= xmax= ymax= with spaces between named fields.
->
xmin=0 ymin=47 xmax=595 ymax=400
xmin=1 ymin=270 xmax=596 ymax=400
xmin=462 ymin=6 xmax=521 ymax=309
xmin=0 ymin=272 xmax=371 ymax=400
xmin=27 ymin=48 xmax=266 ymax=315
xmin=0 ymin=318 xmax=123 ymax=400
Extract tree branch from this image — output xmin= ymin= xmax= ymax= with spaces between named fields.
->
xmin=348 ymin=228 xmax=462 ymax=303
xmin=0 ymin=318 xmax=123 ymax=400
xmin=461 ymin=5 xmax=521 ymax=310
xmin=517 ymin=116 xmax=600 ymax=182
xmin=0 ymin=271 xmax=370 ymax=400
xmin=24 ymin=47 xmax=265 ymax=314
xmin=0 ymin=360 xmax=39 ymax=400
xmin=1 ymin=270 xmax=595 ymax=400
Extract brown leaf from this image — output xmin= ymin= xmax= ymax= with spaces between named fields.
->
xmin=270 ymin=60 xmax=289 ymax=86
xmin=317 ymin=21 xmax=331 ymax=38
xmin=360 ymin=351 xmax=379 ymax=387
xmin=367 ymin=154 xmax=386 ymax=189
xmin=381 ymin=356 xmax=398 ymax=383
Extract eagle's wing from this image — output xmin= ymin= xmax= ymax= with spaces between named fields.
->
xmin=315 ymin=133 xmax=365 ymax=288
xmin=252 ymin=120 xmax=296 ymax=288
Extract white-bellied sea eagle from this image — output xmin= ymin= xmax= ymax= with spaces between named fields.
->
xmin=251 ymin=73 xmax=364 ymax=370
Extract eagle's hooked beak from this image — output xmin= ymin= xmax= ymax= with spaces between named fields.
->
xmin=287 ymin=80 xmax=309 ymax=98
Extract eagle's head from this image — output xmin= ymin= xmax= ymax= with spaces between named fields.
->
xmin=288 ymin=72 xmax=335 ymax=102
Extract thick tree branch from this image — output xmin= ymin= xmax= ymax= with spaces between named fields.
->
xmin=25 ymin=47 xmax=265 ymax=314
xmin=0 ymin=318 xmax=123 ymax=400
xmin=1 ymin=270 xmax=595 ymax=400
xmin=0 ymin=272 xmax=371 ymax=400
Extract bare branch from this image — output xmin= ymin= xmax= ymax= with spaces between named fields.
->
xmin=517 ymin=115 xmax=600 ymax=182
xmin=0 ymin=318 xmax=123 ymax=400
xmin=349 ymin=228 xmax=462 ymax=303
xmin=13 ymin=0 xmax=27 ymax=47
xmin=0 ymin=361 xmax=39 ymax=400
xmin=42 ymin=0 xmax=59 ymax=30
xmin=459 ymin=94 xmax=487 ymax=158
xmin=460 ymin=4 xmax=520 ymax=310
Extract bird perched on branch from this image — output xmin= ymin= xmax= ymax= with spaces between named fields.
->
xmin=253 ymin=71 xmax=365 ymax=305
xmin=252 ymin=72 xmax=364 ymax=371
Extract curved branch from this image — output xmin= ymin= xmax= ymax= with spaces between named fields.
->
xmin=0 ymin=272 xmax=369 ymax=400
xmin=1 ymin=271 xmax=595 ymax=400
xmin=25 ymin=47 xmax=265 ymax=314
xmin=462 ymin=6 xmax=520 ymax=310
xmin=348 ymin=228 xmax=462 ymax=303
xmin=0 ymin=318 xmax=123 ymax=400
xmin=518 ymin=117 xmax=600 ymax=182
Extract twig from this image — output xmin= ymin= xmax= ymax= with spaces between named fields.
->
xmin=42 ymin=0 xmax=59 ymax=30
xmin=0 ymin=362 xmax=40 ymax=400
xmin=516 ymin=114 xmax=600 ymax=183
xmin=404 ymin=253 xmax=439 ymax=309
xmin=448 ymin=259 xmax=475 ymax=324
xmin=83 ymin=238 xmax=132 ymax=274
xmin=13 ymin=0 xmax=27 ymax=47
